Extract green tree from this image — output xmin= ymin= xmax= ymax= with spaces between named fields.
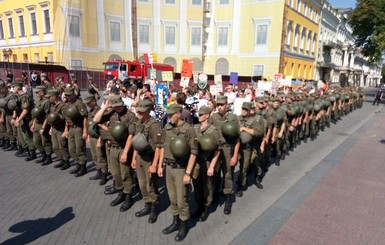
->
xmin=349 ymin=0 xmax=385 ymax=63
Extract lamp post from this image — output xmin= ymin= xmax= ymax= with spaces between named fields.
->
xmin=2 ymin=48 xmax=13 ymax=70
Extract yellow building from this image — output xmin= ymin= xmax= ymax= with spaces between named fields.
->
xmin=0 ymin=0 xmax=322 ymax=80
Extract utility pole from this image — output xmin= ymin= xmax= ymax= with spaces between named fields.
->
xmin=279 ymin=3 xmax=288 ymax=74
xmin=132 ymin=0 xmax=138 ymax=60
xmin=202 ymin=0 xmax=211 ymax=72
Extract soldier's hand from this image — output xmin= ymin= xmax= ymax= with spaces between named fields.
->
xmin=39 ymin=129 xmax=44 ymax=135
xmin=207 ymin=166 xmax=214 ymax=177
xmin=61 ymin=131 xmax=68 ymax=139
xmin=230 ymin=156 xmax=238 ymax=167
xmin=278 ymin=132 xmax=283 ymax=139
xmin=148 ymin=165 xmax=157 ymax=174
xmin=183 ymin=174 xmax=191 ymax=185
xmin=0 ymin=118 xmax=3 ymax=124
xmin=11 ymin=119 xmax=15 ymax=125
xmin=131 ymin=160 xmax=136 ymax=169
xmin=157 ymin=166 xmax=163 ymax=177
xmin=105 ymin=99 xmax=113 ymax=108
xmin=120 ymin=153 xmax=127 ymax=164
xmin=49 ymin=128 xmax=52 ymax=136
xmin=260 ymin=145 xmax=265 ymax=153
xmin=30 ymin=125 xmax=34 ymax=132
xmin=82 ymin=132 xmax=88 ymax=140
xmin=14 ymin=120 xmax=19 ymax=127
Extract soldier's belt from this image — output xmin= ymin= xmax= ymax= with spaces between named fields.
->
xmin=110 ymin=144 xmax=123 ymax=149
xmin=165 ymin=158 xmax=186 ymax=169
xmin=241 ymin=143 xmax=252 ymax=151
xmin=68 ymin=124 xmax=82 ymax=128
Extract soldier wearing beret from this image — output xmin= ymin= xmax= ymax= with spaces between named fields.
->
xmin=30 ymin=86 xmax=53 ymax=165
xmin=158 ymin=103 xmax=198 ymax=242
xmin=62 ymin=87 xmax=88 ymax=177
xmin=131 ymin=99 xmax=162 ymax=223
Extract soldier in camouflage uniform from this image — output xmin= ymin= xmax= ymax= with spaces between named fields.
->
xmin=41 ymin=73 xmax=52 ymax=90
xmin=93 ymin=95 xmax=137 ymax=212
xmin=192 ymin=105 xmax=221 ymax=222
xmin=30 ymin=86 xmax=53 ymax=165
xmin=132 ymin=99 xmax=162 ymax=223
xmin=157 ymin=104 xmax=198 ymax=242
xmin=271 ymin=97 xmax=287 ymax=166
xmin=62 ymin=87 xmax=88 ymax=177
xmin=209 ymin=95 xmax=240 ymax=215
xmin=0 ymin=81 xmax=18 ymax=151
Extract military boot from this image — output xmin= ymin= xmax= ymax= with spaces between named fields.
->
xmin=69 ymin=163 xmax=80 ymax=174
xmin=236 ymin=185 xmax=244 ymax=197
xmin=254 ymin=176 xmax=263 ymax=189
xmin=120 ymin=194 xmax=134 ymax=212
xmin=110 ymin=191 xmax=125 ymax=206
xmin=162 ymin=215 xmax=180 ymax=235
xmin=25 ymin=150 xmax=37 ymax=161
xmin=41 ymin=154 xmax=52 ymax=166
xmin=89 ymin=169 xmax=102 ymax=180
xmin=0 ymin=138 xmax=4 ymax=147
xmin=2 ymin=139 xmax=10 ymax=150
xmin=74 ymin=165 xmax=87 ymax=177
xmin=14 ymin=145 xmax=24 ymax=156
xmin=5 ymin=142 xmax=17 ymax=151
xmin=54 ymin=160 xmax=65 ymax=168
xmin=105 ymin=180 xmax=115 ymax=190
xmin=60 ymin=160 xmax=71 ymax=170
xmin=223 ymin=194 xmax=232 ymax=215
xmin=191 ymin=204 xmax=205 ymax=219
xmin=35 ymin=152 xmax=47 ymax=164
xmin=175 ymin=220 xmax=188 ymax=242
xmin=99 ymin=172 xmax=108 ymax=185
xmin=135 ymin=203 xmax=151 ymax=217
xmin=199 ymin=206 xmax=210 ymax=222
xmin=148 ymin=203 xmax=158 ymax=224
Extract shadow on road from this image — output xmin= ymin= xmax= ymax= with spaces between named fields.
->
xmin=1 ymin=207 xmax=75 ymax=245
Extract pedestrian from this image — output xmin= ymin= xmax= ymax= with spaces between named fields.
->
xmin=372 ymin=88 xmax=383 ymax=105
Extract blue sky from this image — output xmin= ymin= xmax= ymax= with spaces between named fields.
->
xmin=328 ymin=0 xmax=357 ymax=8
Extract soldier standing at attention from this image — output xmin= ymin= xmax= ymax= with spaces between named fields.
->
xmin=41 ymin=73 xmax=52 ymax=90
xmin=1 ymin=82 xmax=18 ymax=151
xmin=131 ymin=99 xmax=162 ymax=223
xmin=93 ymin=95 xmax=137 ymax=212
xmin=84 ymin=93 xmax=108 ymax=185
xmin=44 ymin=89 xmax=70 ymax=170
xmin=209 ymin=95 xmax=240 ymax=215
xmin=30 ymin=86 xmax=53 ymax=166
xmin=12 ymin=81 xmax=36 ymax=161
xmin=62 ymin=87 xmax=88 ymax=177
xmin=157 ymin=104 xmax=198 ymax=242
xmin=192 ymin=105 xmax=221 ymax=222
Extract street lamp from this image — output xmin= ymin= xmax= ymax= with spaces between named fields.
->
xmin=2 ymin=48 xmax=13 ymax=70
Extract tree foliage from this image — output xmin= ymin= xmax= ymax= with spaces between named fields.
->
xmin=349 ymin=0 xmax=385 ymax=63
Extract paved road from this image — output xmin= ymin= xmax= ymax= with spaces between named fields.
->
xmin=0 ymin=89 xmax=383 ymax=245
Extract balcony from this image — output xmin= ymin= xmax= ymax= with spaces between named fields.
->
xmin=323 ymin=40 xmax=337 ymax=49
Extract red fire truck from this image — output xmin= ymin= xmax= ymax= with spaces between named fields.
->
xmin=103 ymin=60 xmax=174 ymax=81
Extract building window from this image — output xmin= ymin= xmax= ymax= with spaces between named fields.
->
xmin=163 ymin=56 xmax=177 ymax=71
xmin=297 ymin=0 xmax=301 ymax=12
xmin=293 ymin=25 xmax=299 ymax=50
xmin=253 ymin=65 xmax=264 ymax=76
xmin=218 ymin=27 xmax=228 ymax=46
xmin=256 ymin=25 xmax=267 ymax=45
xmin=8 ymin=18 xmax=14 ymax=38
xmin=220 ymin=0 xmax=229 ymax=4
xmin=303 ymin=2 xmax=307 ymax=16
xmin=306 ymin=31 xmax=311 ymax=53
xmin=300 ymin=28 xmax=306 ymax=52
xmin=71 ymin=59 xmax=83 ymax=69
xmin=18 ymin=16 xmax=25 ymax=37
xmin=191 ymin=27 xmax=201 ymax=45
xmin=312 ymin=34 xmax=317 ymax=54
xmin=12 ymin=54 xmax=17 ymax=62
xmin=34 ymin=53 xmax=40 ymax=63
xmin=43 ymin=9 xmax=51 ymax=33
xmin=289 ymin=0 xmax=294 ymax=7
xmin=165 ymin=26 xmax=175 ymax=45
xmin=286 ymin=21 xmax=292 ymax=46
xmin=69 ymin=15 xmax=80 ymax=37
xmin=192 ymin=0 xmax=202 ymax=5
xmin=139 ymin=24 xmax=149 ymax=44
xmin=0 ymin=20 xmax=4 ymax=39
xmin=138 ymin=0 xmax=148 ymax=2
xmin=315 ymin=11 xmax=318 ymax=22
xmin=165 ymin=0 xmax=175 ymax=3
xmin=30 ymin=13 xmax=37 ymax=35
xmin=23 ymin=53 xmax=28 ymax=62
xmin=215 ymin=58 xmax=229 ymax=75
xmin=47 ymin=52 xmax=53 ymax=62
xmin=110 ymin=22 xmax=121 ymax=41
xmin=309 ymin=7 xmax=313 ymax=20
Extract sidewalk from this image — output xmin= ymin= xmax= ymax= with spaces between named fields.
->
xmin=268 ymin=106 xmax=385 ymax=244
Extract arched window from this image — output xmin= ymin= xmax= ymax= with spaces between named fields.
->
xmin=306 ymin=31 xmax=312 ymax=53
xmin=293 ymin=24 xmax=300 ymax=50
xmin=192 ymin=57 xmax=203 ymax=72
xmin=108 ymin=54 xmax=122 ymax=60
xmin=163 ymin=57 xmax=177 ymax=71
xmin=215 ymin=58 xmax=229 ymax=75
xmin=300 ymin=27 xmax=306 ymax=52
xmin=312 ymin=33 xmax=317 ymax=54
xmin=286 ymin=21 xmax=293 ymax=46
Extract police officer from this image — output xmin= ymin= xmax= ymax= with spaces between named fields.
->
xmin=237 ymin=102 xmax=264 ymax=196
xmin=30 ymin=86 xmax=53 ymax=165
xmin=62 ymin=87 xmax=88 ymax=177
xmin=131 ymin=99 xmax=162 ymax=223
xmin=84 ymin=93 xmax=108 ymax=185
xmin=209 ymin=95 xmax=240 ymax=215
xmin=192 ymin=105 xmax=221 ymax=222
xmin=93 ymin=95 xmax=137 ymax=212
xmin=157 ymin=103 xmax=198 ymax=242
xmin=12 ymin=80 xmax=36 ymax=161
xmin=44 ymin=89 xmax=70 ymax=170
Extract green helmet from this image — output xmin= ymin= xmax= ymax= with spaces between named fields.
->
xmin=88 ymin=85 xmax=97 ymax=95
xmin=47 ymin=112 xmax=62 ymax=125
xmin=87 ymin=122 xmax=100 ymax=139
xmin=31 ymin=107 xmax=45 ymax=119
xmin=240 ymin=132 xmax=253 ymax=144
xmin=314 ymin=104 xmax=321 ymax=112
xmin=221 ymin=121 xmax=239 ymax=140
xmin=307 ymin=104 xmax=314 ymax=111
xmin=198 ymin=133 xmax=218 ymax=152
xmin=7 ymin=99 xmax=18 ymax=111
xmin=110 ymin=122 xmax=128 ymax=141
xmin=170 ymin=135 xmax=190 ymax=158
xmin=329 ymin=96 xmax=336 ymax=102
xmin=66 ymin=106 xmax=80 ymax=119
xmin=132 ymin=133 xmax=150 ymax=152
xmin=0 ymin=97 xmax=6 ymax=108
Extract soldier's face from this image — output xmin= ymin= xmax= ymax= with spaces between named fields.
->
xmin=217 ymin=103 xmax=227 ymax=114
xmin=273 ymin=101 xmax=279 ymax=109
xmin=241 ymin=108 xmax=249 ymax=117
xmin=169 ymin=112 xmax=180 ymax=125
xmin=198 ymin=113 xmax=209 ymax=123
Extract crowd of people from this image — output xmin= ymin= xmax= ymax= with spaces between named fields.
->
xmin=0 ymin=74 xmax=365 ymax=242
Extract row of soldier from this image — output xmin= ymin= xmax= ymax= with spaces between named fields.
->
xmin=0 ymin=77 xmax=364 ymax=242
